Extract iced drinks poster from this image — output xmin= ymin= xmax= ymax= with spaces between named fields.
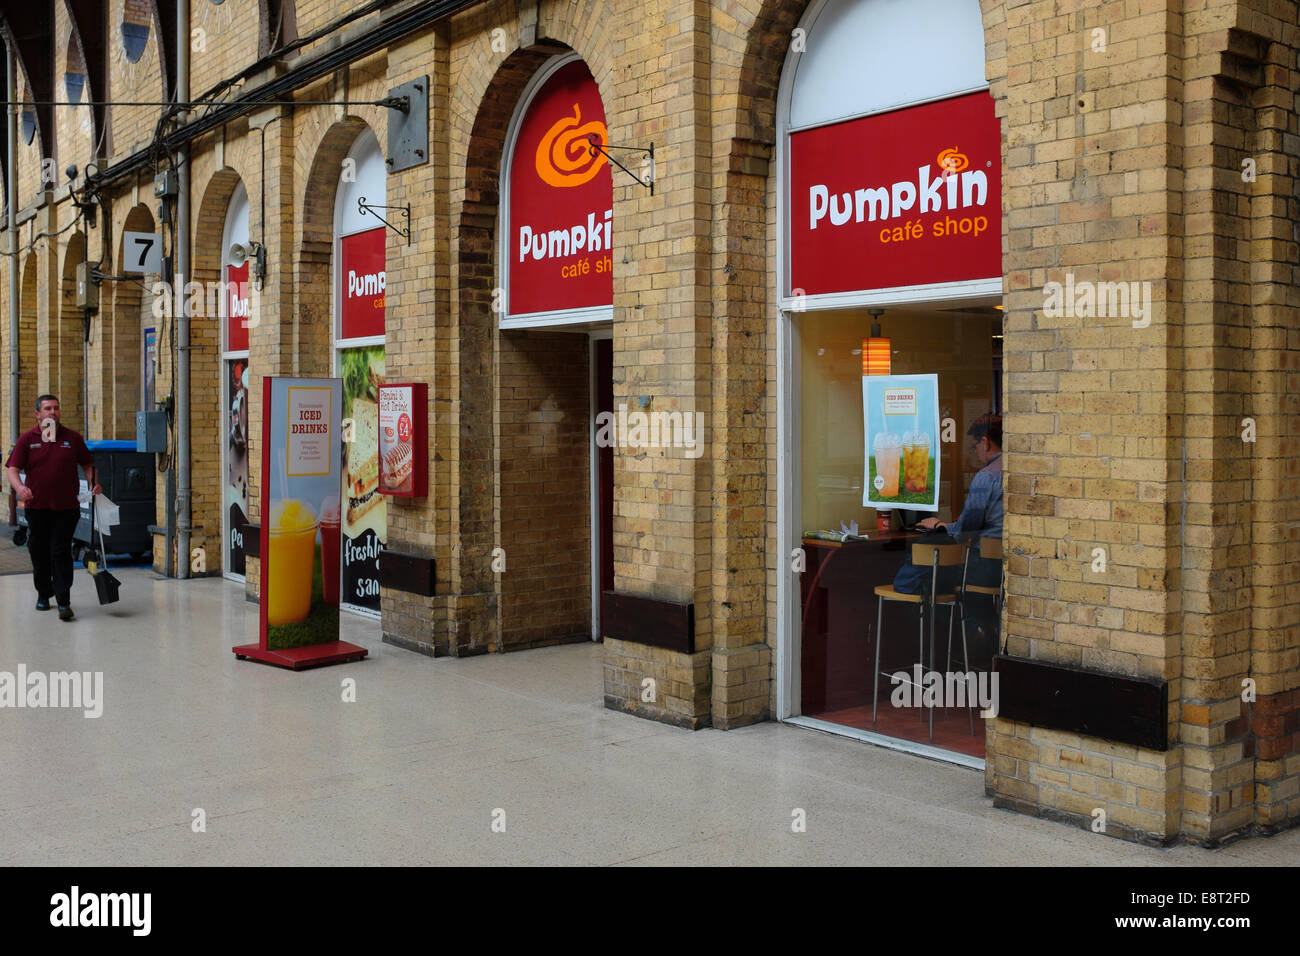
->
xmin=260 ymin=376 xmax=343 ymax=650
xmin=862 ymin=373 xmax=940 ymax=512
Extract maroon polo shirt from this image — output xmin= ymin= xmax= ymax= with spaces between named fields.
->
xmin=5 ymin=423 xmax=93 ymax=511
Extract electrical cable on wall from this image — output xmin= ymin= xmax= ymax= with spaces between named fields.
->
xmin=0 ymin=209 xmax=85 ymax=258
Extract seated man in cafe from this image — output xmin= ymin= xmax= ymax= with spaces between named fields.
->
xmin=892 ymin=413 xmax=1003 ymax=652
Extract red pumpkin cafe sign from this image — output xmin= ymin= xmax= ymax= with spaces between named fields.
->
xmin=507 ymin=60 xmax=613 ymax=318
xmin=226 ymin=261 xmax=250 ymax=351
xmin=339 ymin=226 xmax=386 ymax=339
xmin=788 ymin=91 xmax=1001 ymax=296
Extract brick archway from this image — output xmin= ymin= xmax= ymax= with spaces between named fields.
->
xmin=17 ymin=253 xmax=39 ymax=421
xmin=104 ymin=204 xmax=155 ymax=439
xmin=296 ymin=117 xmax=373 ymax=380
xmin=189 ymin=169 xmax=248 ymax=573
xmin=446 ymin=47 xmax=557 ymax=654
xmin=57 ymin=232 xmax=87 ymax=433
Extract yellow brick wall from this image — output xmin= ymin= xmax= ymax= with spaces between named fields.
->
xmin=53 ymin=3 xmax=96 ymax=194
xmin=53 ymin=230 xmax=86 ymax=435
xmin=13 ymin=64 xmax=49 ymax=209
xmin=188 ymin=0 xmax=260 ymax=103
xmin=107 ymin=0 xmax=168 ymax=160
xmin=989 ymin=1 xmax=1300 ymax=844
xmin=0 ymin=258 xmax=7 ymax=447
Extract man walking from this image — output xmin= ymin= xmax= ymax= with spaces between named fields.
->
xmin=6 ymin=395 xmax=100 ymax=621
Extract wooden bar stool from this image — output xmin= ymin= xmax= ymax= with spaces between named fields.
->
xmin=872 ymin=541 xmax=967 ymax=742
xmin=952 ymin=535 xmax=1004 ymax=666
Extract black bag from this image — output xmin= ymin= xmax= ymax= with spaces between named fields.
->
xmin=93 ymin=567 xmax=121 ymax=605
xmin=89 ymin=493 xmax=121 ymax=606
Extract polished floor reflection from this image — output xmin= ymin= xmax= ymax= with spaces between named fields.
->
xmin=0 ymin=560 xmax=1291 ymax=866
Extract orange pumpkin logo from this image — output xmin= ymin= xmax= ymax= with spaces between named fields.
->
xmin=535 ymin=103 xmax=609 ymax=188
xmin=936 ymin=147 xmax=968 ymax=176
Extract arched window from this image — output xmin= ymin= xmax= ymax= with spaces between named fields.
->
xmin=20 ymin=86 xmax=36 ymax=145
xmin=221 ymin=182 xmax=252 ymax=580
xmin=785 ymin=0 xmax=987 ymax=131
xmin=779 ymin=0 xmax=997 ymax=302
xmin=121 ymin=0 xmax=152 ymax=62
xmin=500 ymin=53 xmax=613 ymax=328
xmin=774 ymin=0 xmax=1003 ymax=752
xmin=332 ymin=128 xmax=387 ymax=617
xmin=64 ymin=33 xmax=87 ymax=104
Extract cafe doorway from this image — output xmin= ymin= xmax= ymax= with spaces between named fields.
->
xmin=771 ymin=0 xmax=1001 ymax=766
xmin=495 ymin=324 xmax=611 ymax=649
xmin=592 ymin=333 xmax=614 ymax=640
xmin=788 ymin=302 xmax=1002 ymax=764
xmin=496 ymin=51 xmax=615 ymax=647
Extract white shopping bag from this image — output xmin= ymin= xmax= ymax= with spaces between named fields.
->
xmin=93 ymin=493 xmax=121 ymax=529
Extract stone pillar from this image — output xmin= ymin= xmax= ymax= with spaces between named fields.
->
xmin=243 ymin=105 xmax=297 ymax=603
xmin=381 ymin=25 xmax=456 ymax=656
xmin=1240 ymin=36 xmax=1300 ymax=831
xmin=602 ymin=0 xmax=715 ymax=729
xmin=705 ymin=131 xmax=775 ymax=730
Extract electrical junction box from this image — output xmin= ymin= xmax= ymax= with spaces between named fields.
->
xmin=75 ymin=262 xmax=99 ymax=311
xmin=154 ymin=170 xmax=178 ymax=198
xmin=136 ymin=410 xmax=168 ymax=453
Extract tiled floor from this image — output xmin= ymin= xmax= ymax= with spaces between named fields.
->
xmin=1 ymin=564 xmax=1296 ymax=865
xmin=812 ymin=700 xmax=986 ymax=758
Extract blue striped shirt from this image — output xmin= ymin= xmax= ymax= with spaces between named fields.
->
xmin=947 ymin=452 xmax=1002 ymax=542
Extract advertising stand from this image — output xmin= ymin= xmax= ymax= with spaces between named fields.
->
xmin=377 ymin=383 xmax=427 ymax=498
xmin=233 ymin=376 xmax=368 ymax=669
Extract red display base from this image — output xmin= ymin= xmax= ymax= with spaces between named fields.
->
xmin=232 ymin=641 xmax=368 ymax=670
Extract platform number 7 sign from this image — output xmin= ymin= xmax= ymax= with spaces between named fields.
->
xmin=123 ymin=231 xmax=163 ymax=274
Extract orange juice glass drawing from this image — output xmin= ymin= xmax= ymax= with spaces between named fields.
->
xmin=903 ymin=431 xmax=930 ymax=494
xmin=873 ymin=432 xmax=902 ymax=498
xmin=267 ymin=498 xmax=318 ymax=625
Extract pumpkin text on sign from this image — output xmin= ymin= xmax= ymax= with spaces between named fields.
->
xmin=508 ymin=60 xmax=613 ymax=317
xmin=339 ymin=227 xmax=386 ymax=339
xmin=226 ymin=262 xmax=250 ymax=352
xmin=789 ymin=91 xmax=1001 ymax=297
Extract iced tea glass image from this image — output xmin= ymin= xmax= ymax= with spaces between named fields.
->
xmin=267 ymin=498 xmax=318 ymax=625
xmin=319 ymin=495 xmax=341 ymax=607
xmin=903 ymin=431 xmax=931 ymax=494
xmin=873 ymin=431 xmax=902 ymax=498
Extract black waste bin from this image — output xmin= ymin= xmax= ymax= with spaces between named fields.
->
xmin=75 ymin=440 xmax=156 ymax=558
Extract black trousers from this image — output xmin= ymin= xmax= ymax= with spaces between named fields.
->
xmin=893 ymin=534 xmax=1002 ymax=634
xmin=24 ymin=508 xmax=81 ymax=605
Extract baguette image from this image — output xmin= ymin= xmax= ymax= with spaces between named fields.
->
xmin=382 ymin=440 xmax=414 ymax=490
xmin=346 ymin=397 xmax=382 ymax=525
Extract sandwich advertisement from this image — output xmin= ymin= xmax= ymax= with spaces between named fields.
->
xmin=234 ymin=376 xmax=366 ymax=669
xmin=862 ymin=373 xmax=940 ymax=513
xmin=340 ymin=345 xmax=386 ymax=613
xmin=378 ymin=383 xmax=427 ymax=498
